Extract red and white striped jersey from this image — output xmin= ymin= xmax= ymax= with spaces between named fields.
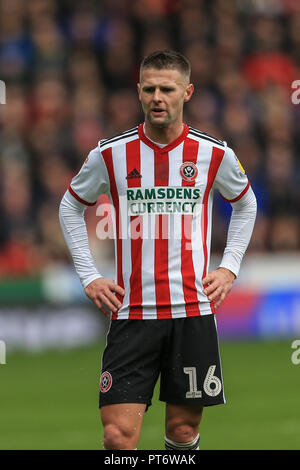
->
xmin=69 ymin=123 xmax=250 ymax=320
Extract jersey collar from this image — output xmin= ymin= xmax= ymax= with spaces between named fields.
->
xmin=138 ymin=123 xmax=189 ymax=154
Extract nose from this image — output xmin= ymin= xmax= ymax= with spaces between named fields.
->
xmin=153 ymin=87 xmax=162 ymax=103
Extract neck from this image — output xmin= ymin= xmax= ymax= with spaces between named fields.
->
xmin=144 ymin=120 xmax=184 ymax=144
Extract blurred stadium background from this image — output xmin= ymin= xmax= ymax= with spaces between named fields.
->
xmin=0 ymin=0 xmax=300 ymax=450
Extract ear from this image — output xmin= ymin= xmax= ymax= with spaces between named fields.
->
xmin=137 ymin=83 xmax=141 ymax=101
xmin=184 ymin=83 xmax=194 ymax=103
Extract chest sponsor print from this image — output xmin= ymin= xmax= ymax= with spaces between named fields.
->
xmin=126 ymin=186 xmax=202 ymax=215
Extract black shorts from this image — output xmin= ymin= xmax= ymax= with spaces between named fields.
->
xmin=99 ymin=315 xmax=225 ymax=409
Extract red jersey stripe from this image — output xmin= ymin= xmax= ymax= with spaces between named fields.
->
xmin=101 ymin=147 xmax=124 ymax=320
xmin=126 ymin=139 xmax=143 ymax=319
xmin=202 ymin=147 xmax=225 ymax=282
xmin=181 ymin=138 xmax=201 ymax=317
xmin=68 ymin=186 xmax=96 ymax=206
xmin=154 ymin=149 xmax=172 ymax=319
xmin=221 ymin=181 xmax=250 ymax=203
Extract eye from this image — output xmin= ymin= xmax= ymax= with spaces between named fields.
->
xmin=143 ymin=87 xmax=155 ymax=93
xmin=161 ymin=87 xmax=173 ymax=93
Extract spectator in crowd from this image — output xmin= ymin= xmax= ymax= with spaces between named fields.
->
xmin=0 ymin=0 xmax=299 ymax=277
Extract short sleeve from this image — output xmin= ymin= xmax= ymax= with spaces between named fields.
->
xmin=69 ymin=147 xmax=109 ymax=205
xmin=214 ymin=146 xmax=250 ymax=202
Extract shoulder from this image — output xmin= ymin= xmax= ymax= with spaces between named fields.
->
xmin=80 ymin=146 xmax=110 ymax=181
xmin=98 ymin=126 xmax=139 ymax=152
xmin=187 ymin=126 xmax=226 ymax=148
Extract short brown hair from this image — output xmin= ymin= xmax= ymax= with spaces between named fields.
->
xmin=140 ymin=50 xmax=191 ymax=81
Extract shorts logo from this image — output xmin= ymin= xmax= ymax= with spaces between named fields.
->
xmin=100 ymin=371 xmax=112 ymax=393
xmin=180 ymin=162 xmax=198 ymax=182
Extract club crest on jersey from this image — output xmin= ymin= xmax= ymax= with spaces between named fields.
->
xmin=100 ymin=371 xmax=112 ymax=393
xmin=180 ymin=162 xmax=198 ymax=182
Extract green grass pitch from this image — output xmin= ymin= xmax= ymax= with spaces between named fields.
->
xmin=0 ymin=339 xmax=299 ymax=450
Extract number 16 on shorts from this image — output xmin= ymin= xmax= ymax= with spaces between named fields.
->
xmin=184 ymin=365 xmax=222 ymax=398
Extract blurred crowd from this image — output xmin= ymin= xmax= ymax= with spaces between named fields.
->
xmin=0 ymin=0 xmax=300 ymax=279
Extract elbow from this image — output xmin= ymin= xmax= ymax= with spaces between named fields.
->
xmin=59 ymin=193 xmax=66 ymax=213
xmin=58 ymin=192 xmax=70 ymax=223
xmin=251 ymin=194 xmax=257 ymax=217
xmin=250 ymin=196 xmax=257 ymax=216
xmin=58 ymin=198 xmax=66 ymax=226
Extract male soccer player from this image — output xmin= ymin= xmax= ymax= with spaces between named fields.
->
xmin=59 ymin=50 xmax=257 ymax=450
